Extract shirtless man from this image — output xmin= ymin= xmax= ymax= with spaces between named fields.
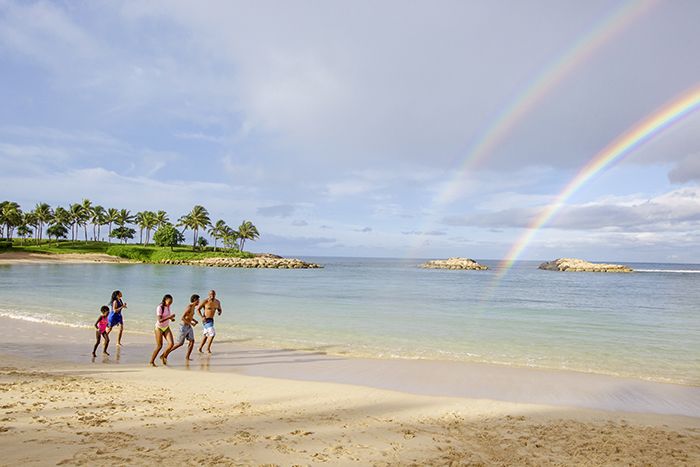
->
xmin=163 ymin=294 xmax=200 ymax=361
xmin=198 ymin=290 xmax=222 ymax=353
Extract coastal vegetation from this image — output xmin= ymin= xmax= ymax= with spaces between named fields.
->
xmin=0 ymin=200 xmax=261 ymax=259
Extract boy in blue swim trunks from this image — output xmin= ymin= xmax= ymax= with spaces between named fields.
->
xmin=163 ymin=294 xmax=200 ymax=361
xmin=107 ymin=290 xmax=127 ymax=346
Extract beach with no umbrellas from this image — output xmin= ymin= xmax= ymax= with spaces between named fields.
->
xmin=1 ymin=317 xmax=699 ymax=466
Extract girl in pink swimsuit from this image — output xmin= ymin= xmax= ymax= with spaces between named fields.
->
xmin=92 ymin=306 xmax=110 ymax=357
xmin=149 ymin=294 xmax=176 ymax=366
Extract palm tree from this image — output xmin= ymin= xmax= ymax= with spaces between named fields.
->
xmin=16 ymin=224 xmax=32 ymax=245
xmin=80 ymin=199 xmax=93 ymax=242
xmin=116 ymin=209 xmax=135 ymax=229
xmin=135 ymin=211 xmax=147 ymax=244
xmin=208 ymin=220 xmax=229 ymax=251
xmin=155 ymin=210 xmax=170 ymax=228
xmin=222 ymin=227 xmax=239 ymax=250
xmin=48 ymin=208 xmax=69 ymax=246
xmin=68 ymin=203 xmax=84 ymax=241
xmin=143 ymin=211 xmax=158 ymax=245
xmin=237 ymin=220 xmax=260 ymax=251
xmin=178 ymin=205 xmax=211 ymax=249
xmin=52 ymin=207 xmax=70 ymax=229
xmin=91 ymin=205 xmax=106 ymax=241
xmin=33 ymin=203 xmax=53 ymax=243
xmin=0 ymin=201 xmax=22 ymax=239
xmin=105 ymin=208 xmax=119 ymax=243
xmin=23 ymin=212 xmax=38 ymax=244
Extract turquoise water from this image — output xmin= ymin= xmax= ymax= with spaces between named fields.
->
xmin=0 ymin=258 xmax=698 ymax=385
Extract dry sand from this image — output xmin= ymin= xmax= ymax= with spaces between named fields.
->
xmin=0 ymin=322 xmax=698 ymax=465
xmin=0 ymin=251 xmax=131 ymax=264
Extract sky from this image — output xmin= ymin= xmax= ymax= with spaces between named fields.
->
xmin=1 ymin=0 xmax=699 ymax=261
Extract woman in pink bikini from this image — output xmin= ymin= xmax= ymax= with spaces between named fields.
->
xmin=149 ymin=294 xmax=176 ymax=366
xmin=92 ymin=306 xmax=110 ymax=357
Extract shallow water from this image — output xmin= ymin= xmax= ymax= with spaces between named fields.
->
xmin=0 ymin=258 xmax=698 ymax=385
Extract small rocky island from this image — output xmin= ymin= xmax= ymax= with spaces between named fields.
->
xmin=421 ymin=257 xmax=489 ymax=270
xmin=538 ymin=258 xmax=633 ymax=273
xmin=160 ymin=255 xmax=322 ymax=269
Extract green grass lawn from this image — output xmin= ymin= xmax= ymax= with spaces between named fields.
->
xmin=5 ymin=240 xmax=253 ymax=262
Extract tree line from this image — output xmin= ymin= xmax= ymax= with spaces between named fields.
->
xmin=0 ymin=200 xmax=260 ymax=251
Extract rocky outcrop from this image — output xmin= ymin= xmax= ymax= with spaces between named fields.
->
xmin=160 ymin=257 xmax=322 ymax=269
xmin=538 ymin=258 xmax=633 ymax=273
xmin=421 ymin=257 xmax=488 ymax=270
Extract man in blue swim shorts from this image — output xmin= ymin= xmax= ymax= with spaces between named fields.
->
xmin=198 ymin=289 xmax=222 ymax=354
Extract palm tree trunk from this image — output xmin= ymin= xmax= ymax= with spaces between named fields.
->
xmin=108 ymin=223 xmax=112 ymax=243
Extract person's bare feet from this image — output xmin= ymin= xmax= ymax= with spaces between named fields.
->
xmin=92 ymin=352 xmax=97 ymax=357
xmin=186 ymin=357 xmax=193 ymax=361
xmin=149 ymin=362 xmax=157 ymax=367
xmin=207 ymin=349 xmax=212 ymax=354
xmin=103 ymin=351 xmax=110 ymax=356
xmin=117 ymin=342 xmax=124 ymax=347
xmin=160 ymin=355 xmax=168 ymax=365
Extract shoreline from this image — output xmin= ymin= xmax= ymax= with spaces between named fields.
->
xmin=1 ymin=316 xmax=699 ymax=419
xmin=0 ymin=250 xmax=322 ymax=268
xmin=1 ymin=309 xmax=696 ymax=388
xmin=0 ymin=251 xmax=133 ymax=264
xmin=1 ymin=326 xmax=699 ymax=465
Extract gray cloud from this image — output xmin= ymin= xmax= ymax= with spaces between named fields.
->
xmin=401 ymin=230 xmax=447 ymax=236
xmin=444 ymin=188 xmax=700 ymax=232
xmin=291 ymin=219 xmax=308 ymax=226
xmin=355 ymin=227 xmax=372 ymax=233
xmin=257 ymin=204 xmax=296 ymax=218
xmin=669 ymin=153 xmax=700 ymax=184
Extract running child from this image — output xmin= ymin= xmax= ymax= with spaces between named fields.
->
xmin=92 ymin=306 xmax=110 ymax=357
xmin=163 ymin=294 xmax=200 ymax=361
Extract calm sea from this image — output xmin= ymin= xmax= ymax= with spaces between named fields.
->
xmin=1 ymin=258 xmax=698 ymax=385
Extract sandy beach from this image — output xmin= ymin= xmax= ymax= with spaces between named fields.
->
xmin=1 ymin=318 xmax=698 ymax=466
xmin=0 ymin=251 xmax=131 ymax=264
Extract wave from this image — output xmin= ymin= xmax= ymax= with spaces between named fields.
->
xmin=636 ymin=269 xmax=700 ymax=274
xmin=0 ymin=309 xmax=91 ymax=329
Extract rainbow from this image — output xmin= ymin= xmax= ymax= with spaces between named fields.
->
xmin=496 ymin=84 xmax=700 ymax=276
xmin=434 ymin=0 xmax=656 ymax=206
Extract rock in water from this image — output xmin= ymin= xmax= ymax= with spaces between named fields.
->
xmin=538 ymin=258 xmax=633 ymax=273
xmin=420 ymin=257 xmax=488 ymax=270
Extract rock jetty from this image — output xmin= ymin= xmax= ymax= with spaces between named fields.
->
xmin=538 ymin=258 xmax=633 ymax=273
xmin=160 ymin=257 xmax=322 ymax=269
xmin=421 ymin=258 xmax=488 ymax=270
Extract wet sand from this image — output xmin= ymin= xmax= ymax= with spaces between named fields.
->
xmin=0 ymin=318 xmax=699 ymax=465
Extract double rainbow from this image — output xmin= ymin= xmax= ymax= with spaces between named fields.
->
xmin=496 ymin=84 xmax=700 ymax=276
xmin=434 ymin=0 xmax=657 ymax=206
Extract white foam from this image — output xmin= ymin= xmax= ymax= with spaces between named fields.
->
xmin=636 ymin=269 xmax=700 ymax=274
xmin=0 ymin=309 xmax=90 ymax=329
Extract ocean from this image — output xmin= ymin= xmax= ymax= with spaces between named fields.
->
xmin=1 ymin=257 xmax=698 ymax=385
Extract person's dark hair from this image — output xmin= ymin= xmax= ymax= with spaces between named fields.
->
xmin=110 ymin=290 xmax=121 ymax=303
xmin=161 ymin=294 xmax=173 ymax=308
xmin=190 ymin=294 xmax=200 ymax=303
xmin=100 ymin=305 xmax=109 ymax=313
